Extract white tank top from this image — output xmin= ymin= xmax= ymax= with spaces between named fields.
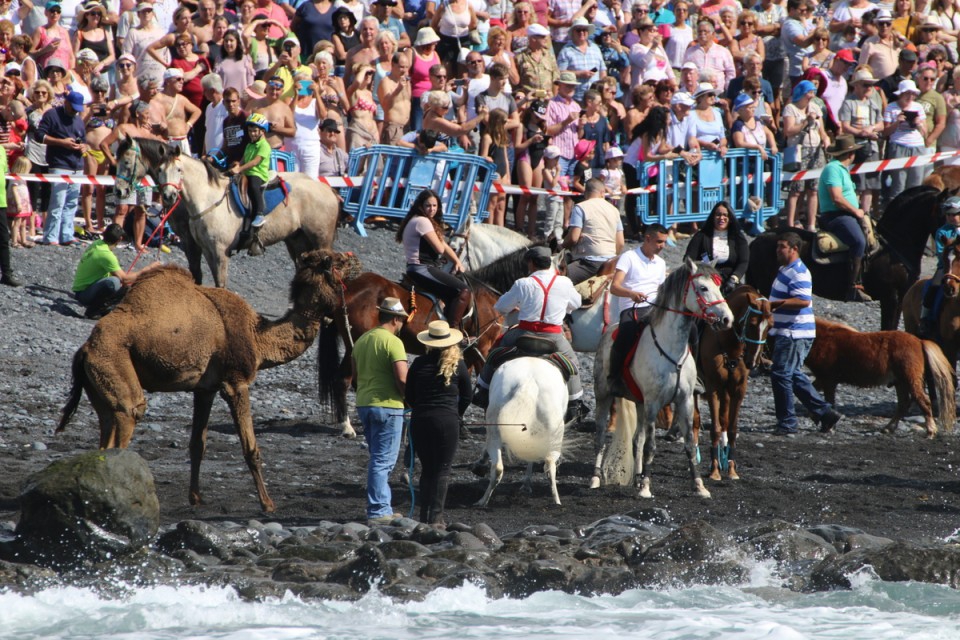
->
xmin=293 ymin=99 xmax=321 ymax=145
xmin=439 ymin=3 xmax=471 ymax=38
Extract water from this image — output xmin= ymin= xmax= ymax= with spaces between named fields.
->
xmin=4 ymin=569 xmax=960 ymax=640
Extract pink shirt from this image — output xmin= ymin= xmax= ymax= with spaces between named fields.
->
xmin=683 ymin=42 xmax=736 ymax=92
xmin=546 ymin=95 xmax=580 ymax=158
xmin=258 ymin=1 xmax=290 ymax=41
xmin=411 ymin=50 xmax=440 ymax=98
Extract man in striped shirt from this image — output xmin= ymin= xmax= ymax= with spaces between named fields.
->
xmin=768 ymin=232 xmax=843 ymax=435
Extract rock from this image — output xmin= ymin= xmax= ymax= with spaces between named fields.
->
xmin=326 ymin=543 xmax=394 ymax=592
xmin=741 ymin=526 xmax=837 ymax=567
xmin=445 ymin=531 xmax=488 ymax=550
xmin=13 ymin=450 xmax=159 ymax=567
xmin=642 ymin=520 xmax=740 ymax=564
xmin=156 ymin=520 xmax=266 ymax=560
xmin=379 ymin=540 xmax=432 ymax=559
xmin=809 ymin=542 xmax=960 ymax=590
xmin=472 ymin=523 xmax=503 ymax=549
xmin=634 ymin=520 xmax=751 ymax=588
xmin=806 ymin=524 xmax=894 ymax=553
xmin=271 ymin=559 xmax=336 ymax=583
xmin=572 ymin=566 xmax=637 ymax=596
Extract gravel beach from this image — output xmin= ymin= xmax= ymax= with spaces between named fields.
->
xmin=1 ymin=221 xmax=959 ymax=548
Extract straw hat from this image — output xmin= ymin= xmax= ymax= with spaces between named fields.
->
xmin=377 ymin=297 xmax=409 ymax=318
xmin=692 ymin=82 xmax=717 ymax=100
xmin=416 ymin=320 xmax=463 ymax=348
xmin=850 ymin=69 xmax=877 ymax=85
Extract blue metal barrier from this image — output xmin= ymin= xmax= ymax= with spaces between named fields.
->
xmin=342 ymin=146 xmax=497 ymax=237
xmin=270 ymin=150 xmax=297 ymax=173
xmin=637 ymin=149 xmax=782 ymax=233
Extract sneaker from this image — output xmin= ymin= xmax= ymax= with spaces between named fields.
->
xmin=819 ymin=410 xmax=843 ymax=433
xmin=251 ymin=215 xmax=266 ymax=228
xmin=366 ymin=513 xmax=403 ymax=527
xmin=774 ymin=427 xmax=798 ymax=437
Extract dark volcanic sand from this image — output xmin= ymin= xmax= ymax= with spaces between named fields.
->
xmin=1 ymin=223 xmax=959 ymax=545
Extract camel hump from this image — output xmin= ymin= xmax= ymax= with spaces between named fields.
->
xmin=133 ymin=264 xmax=197 ymax=288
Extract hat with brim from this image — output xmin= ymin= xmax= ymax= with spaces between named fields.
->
xmin=825 ymin=134 xmax=864 ymax=156
xmin=544 ymin=145 xmax=561 ymax=159
xmin=681 ymin=61 xmax=698 ymax=71
xmin=524 ymin=245 xmax=552 ymax=263
xmin=555 ymin=70 xmax=579 ymax=86
xmin=414 ymin=27 xmax=440 ymax=47
xmin=320 ymin=117 xmax=340 ymax=133
xmin=850 ymin=69 xmax=877 ymax=85
xmin=570 ymin=17 xmax=595 ymax=35
xmin=693 ymin=82 xmax=716 ymax=100
xmin=733 ymin=93 xmax=755 ymax=111
xmin=791 ymin=79 xmax=816 ymax=102
xmin=894 ymin=79 xmax=920 ymax=95
xmin=378 ymin=296 xmax=409 ymax=318
xmin=135 ymin=2 xmax=153 ymax=11
xmin=604 ymin=147 xmax=624 ymax=161
xmin=246 ymin=79 xmax=266 ymax=99
xmin=66 ymin=90 xmax=85 ymax=111
xmin=416 ymin=320 xmax=463 ymax=348
xmin=670 ymin=91 xmax=695 ymax=107
xmin=875 ymin=8 xmax=893 ymax=22
xmin=574 ymin=138 xmax=596 ymax=161
xmin=44 ymin=58 xmax=66 ymax=73
xmin=332 ymin=6 xmax=357 ymax=25
xmin=77 ymin=48 xmax=99 ymax=64
xmin=922 ymin=19 xmax=943 ymax=30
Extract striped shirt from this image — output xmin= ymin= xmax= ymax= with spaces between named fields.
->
xmin=768 ymin=258 xmax=816 ymax=339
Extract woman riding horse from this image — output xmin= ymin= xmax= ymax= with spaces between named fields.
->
xmin=396 ymin=189 xmax=471 ymax=327
xmin=683 ymin=201 xmax=749 ymax=295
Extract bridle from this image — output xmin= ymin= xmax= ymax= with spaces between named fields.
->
xmin=736 ymin=297 xmax=769 ymax=347
xmin=648 ymin=271 xmax=728 ymax=324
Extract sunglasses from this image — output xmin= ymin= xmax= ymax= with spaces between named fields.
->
xmin=432 ymin=73 xmax=447 ymax=78
xmin=118 ymin=62 xmax=134 ymax=68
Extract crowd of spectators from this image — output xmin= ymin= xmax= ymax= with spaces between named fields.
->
xmin=1 ymin=0 xmax=959 ymax=250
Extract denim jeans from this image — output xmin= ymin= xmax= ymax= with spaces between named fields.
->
xmin=769 ymin=334 xmax=832 ymax=432
xmin=357 ymin=405 xmax=404 ymax=519
xmin=43 ymin=169 xmax=81 ymax=244
xmin=75 ymin=276 xmax=122 ymax=310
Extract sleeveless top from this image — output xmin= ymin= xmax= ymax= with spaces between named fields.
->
xmin=293 ymin=98 xmax=322 ymax=146
xmin=411 ymin=51 xmax=440 ymax=98
xmin=77 ymin=30 xmax=111 ymax=62
xmin=438 ymin=2 xmax=471 ymax=38
xmin=36 ymin=25 xmax=74 ymax=69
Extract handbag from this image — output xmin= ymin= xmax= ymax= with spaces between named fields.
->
xmin=468 ymin=28 xmax=483 ymax=45
xmin=783 ymin=144 xmax=802 ymax=172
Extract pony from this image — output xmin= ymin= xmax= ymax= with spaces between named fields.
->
xmin=746 ymin=186 xmax=947 ymax=330
xmin=697 ymin=286 xmax=772 ymax=481
xmin=805 ymin=318 xmax=955 ymax=438
xmin=474 ymin=357 xmax=568 ymax=507
xmin=902 ymin=244 xmax=960 ymax=375
xmin=317 ymin=272 xmax=503 ymax=438
xmin=114 ymin=136 xmax=340 ymax=288
xmin=590 ymin=259 xmax=734 ymax=497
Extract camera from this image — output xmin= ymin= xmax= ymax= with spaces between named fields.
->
xmin=96 ymin=105 xmax=107 ymax=117
xmin=453 ymin=78 xmax=468 ymax=87
xmin=283 ymin=42 xmax=295 ymax=53
xmin=905 ymin=110 xmax=919 ymax=126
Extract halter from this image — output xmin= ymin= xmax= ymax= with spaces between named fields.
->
xmin=736 ymin=298 xmax=769 ymax=346
xmin=649 ymin=271 xmax=728 ymax=322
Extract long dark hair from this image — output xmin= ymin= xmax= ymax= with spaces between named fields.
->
xmin=701 ymin=200 xmax=743 ymax=237
xmin=632 ymin=105 xmax=670 ymax=145
xmin=222 ymin=30 xmax=244 ymax=62
xmin=395 ymin=189 xmax=444 ymax=243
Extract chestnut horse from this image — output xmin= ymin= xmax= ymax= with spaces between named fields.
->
xmin=805 ymin=318 xmax=955 ymax=438
xmin=902 ymin=244 xmax=960 ymax=374
xmin=317 ymin=273 xmax=503 ymax=438
xmin=697 ymin=286 xmax=772 ymax=481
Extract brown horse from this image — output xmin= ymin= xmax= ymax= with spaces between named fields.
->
xmin=902 ymin=244 xmax=960 ymax=374
xmin=318 ymin=273 xmax=503 ymax=438
xmin=697 ymin=286 xmax=772 ymax=481
xmin=805 ymin=318 xmax=955 ymax=438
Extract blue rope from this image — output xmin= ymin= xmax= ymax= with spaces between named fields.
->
xmin=405 ymin=410 xmax=416 ymax=519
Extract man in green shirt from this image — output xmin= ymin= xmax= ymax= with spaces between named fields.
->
xmin=229 ymin=113 xmax=273 ymax=228
xmin=817 ymin=135 xmax=872 ymax=303
xmin=72 ymin=224 xmax=160 ymax=319
xmin=352 ymin=297 xmax=409 ymax=526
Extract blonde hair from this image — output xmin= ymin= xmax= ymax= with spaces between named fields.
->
xmin=437 ymin=345 xmax=462 ymax=386
xmin=11 ymin=156 xmax=31 ymax=174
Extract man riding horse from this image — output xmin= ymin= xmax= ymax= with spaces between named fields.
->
xmin=473 ymin=246 xmax=587 ymax=422
xmin=562 ymin=178 xmax=625 ymax=285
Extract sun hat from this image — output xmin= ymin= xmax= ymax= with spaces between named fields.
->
xmin=246 ymin=79 xmax=266 ymax=99
xmin=555 ymin=70 xmax=580 ymax=86
xmin=850 ymin=68 xmax=877 ymax=85
xmin=320 ymin=118 xmax=341 ymax=132
xmin=66 ymin=91 xmax=86 ymax=111
xmin=414 ymin=27 xmax=440 ymax=47
xmin=77 ymin=48 xmax=99 ymax=63
xmin=574 ymin=138 xmax=596 ymax=162
xmin=921 ymin=19 xmax=943 ymax=29
xmin=894 ymin=79 xmax=920 ymax=95
xmin=825 ymin=134 xmax=865 ymax=156
xmin=544 ymin=145 xmax=561 ymax=159
xmin=332 ymin=6 xmax=357 ymax=25
xmin=570 ymin=16 xmax=595 ymax=34
xmin=791 ymin=79 xmax=816 ymax=102
xmin=163 ymin=67 xmax=184 ymax=82
xmin=692 ymin=82 xmax=717 ymax=99
xmin=670 ymin=91 xmax=695 ymax=107
xmin=874 ymin=8 xmax=893 ymax=22
xmin=135 ymin=2 xmax=153 ymax=11
xmin=4 ymin=61 xmax=20 ymax=75
xmin=378 ymin=297 xmax=409 ymax=318
xmin=604 ymin=147 xmax=624 ymax=161
xmin=733 ymin=93 xmax=755 ymax=111
xmin=117 ymin=53 xmax=137 ymax=65
xmin=44 ymin=57 xmax=66 ymax=73
xmin=416 ymin=320 xmax=463 ymax=349
xmin=527 ymin=23 xmax=549 ymax=38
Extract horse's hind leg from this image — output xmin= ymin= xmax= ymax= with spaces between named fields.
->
xmin=705 ymin=391 xmax=723 ymax=481
xmin=545 ymin=452 xmax=561 ymax=506
xmin=590 ymin=392 xmax=614 ymax=489
xmin=475 ymin=433 xmax=503 ymax=507
xmin=726 ymin=384 xmax=746 ymax=480
xmin=677 ymin=399 xmax=711 ymax=498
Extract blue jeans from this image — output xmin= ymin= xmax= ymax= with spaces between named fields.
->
xmin=75 ymin=276 xmax=122 ymax=310
xmin=43 ymin=169 xmax=81 ymax=244
xmin=357 ymin=405 xmax=404 ymax=519
xmin=769 ymin=334 xmax=832 ymax=432
xmin=821 ymin=213 xmax=866 ymax=258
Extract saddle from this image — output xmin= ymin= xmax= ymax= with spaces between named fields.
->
xmin=611 ymin=324 xmax=648 ymax=403
xmin=230 ymin=173 xmax=291 ymax=219
xmin=574 ymin=274 xmax=612 ymax=307
xmin=810 ymin=216 xmax=879 ymax=266
xmin=486 ymin=336 xmax=576 ymax=381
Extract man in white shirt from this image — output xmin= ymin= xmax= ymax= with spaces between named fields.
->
xmin=201 ymin=74 xmax=227 ymax=155
xmin=607 ymin=223 xmax=668 ymax=396
xmin=474 ymin=246 xmax=585 ymax=420
xmin=667 ymin=91 xmax=702 ymax=166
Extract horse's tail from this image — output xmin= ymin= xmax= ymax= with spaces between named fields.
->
xmin=57 ymin=348 xmax=89 ymax=433
xmin=922 ymin=339 xmax=956 ymax=433
xmin=604 ymin=397 xmax=638 ymax=485
xmin=317 ymin=319 xmax=346 ymax=423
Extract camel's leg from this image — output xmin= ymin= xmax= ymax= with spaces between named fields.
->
xmin=677 ymin=397 xmax=711 ymax=498
xmin=221 ymin=380 xmax=276 ymax=513
xmin=545 ymin=452 xmax=561 ymax=506
xmin=188 ymin=389 xmax=216 ymax=506
xmin=475 ymin=432 xmax=503 ymax=508
xmin=521 ymin=462 xmax=534 ymax=494
xmin=87 ymin=358 xmax=145 ymax=449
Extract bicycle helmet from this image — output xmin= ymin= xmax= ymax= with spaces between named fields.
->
xmin=246 ymin=112 xmax=270 ymax=132
xmin=943 ymin=196 xmax=960 ymax=215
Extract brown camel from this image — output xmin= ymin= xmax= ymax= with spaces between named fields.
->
xmin=58 ymin=249 xmax=361 ymax=513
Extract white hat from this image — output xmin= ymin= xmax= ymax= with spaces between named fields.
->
xmin=76 ymin=48 xmax=99 ymax=63
xmin=544 ymin=145 xmax=561 ymax=159
xmin=570 ymin=17 xmax=595 ymax=35
xmin=527 ymin=23 xmax=549 ymax=38
xmin=416 ymin=320 xmax=463 ymax=348
xmin=163 ymin=67 xmax=184 ymax=81
xmin=377 ymin=296 xmax=409 ymax=317
xmin=894 ymin=79 xmax=920 ymax=95
xmin=681 ymin=61 xmax=699 ymax=71
xmin=604 ymin=147 xmax=624 ymax=161
xmin=414 ymin=27 xmax=440 ymax=47
xmin=875 ymin=8 xmax=893 ymax=21
xmin=4 ymin=61 xmax=21 ymax=74
xmin=282 ymin=34 xmax=300 ymax=46
xmin=670 ymin=91 xmax=696 ymax=107
xmin=693 ymin=82 xmax=717 ymax=99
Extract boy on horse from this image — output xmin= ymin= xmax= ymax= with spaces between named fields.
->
xmin=473 ymin=246 xmax=586 ymax=422
xmin=228 ymin=113 xmax=272 ymax=229
xmin=920 ymin=196 xmax=960 ymax=337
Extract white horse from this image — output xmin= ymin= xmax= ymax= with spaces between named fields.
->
xmin=115 ymin=136 xmax=340 ymax=288
xmin=449 ymin=217 xmax=533 ymax=273
xmin=475 ymin=357 xmax=568 ymax=507
xmin=591 ymin=259 xmax=733 ymax=498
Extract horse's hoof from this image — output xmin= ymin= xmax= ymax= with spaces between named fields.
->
xmin=708 ymin=470 xmax=722 ymax=481
xmin=728 ymin=470 xmax=741 ymax=481
xmin=638 ymin=489 xmax=653 ymax=499
xmin=341 ymin=428 xmax=356 ymax=439
xmin=698 ymin=489 xmax=712 ymax=498
xmin=588 ymin=477 xmax=600 ymax=489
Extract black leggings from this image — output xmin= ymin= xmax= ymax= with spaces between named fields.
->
xmin=410 ymin=412 xmax=460 ymax=524
xmin=247 ymin=175 xmax=265 ymax=218
xmin=407 ymin=263 xmax=467 ymax=306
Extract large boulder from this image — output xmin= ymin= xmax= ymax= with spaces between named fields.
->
xmin=12 ymin=450 xmax=160 ymax=568
xmin=809 ymin=542 xmax=960 ymax=590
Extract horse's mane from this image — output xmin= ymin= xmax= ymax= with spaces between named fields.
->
xmin=877 ymin=185 xmax=942 ymax=236
xmin=816 ymin=317 xmax=856 ymax=332
xmin=466 ymin=244 xmax=542 ymax=294
xmin=122 ymin=137 xmax=224 ymax=185
xmin=650 ymin=260 xmax=720 ymax=326
xmin=468 ymin=223 xmax=534 ymax=246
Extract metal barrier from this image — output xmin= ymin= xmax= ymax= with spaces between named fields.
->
xmin=270 ymin=149 xmax=297 ymax=173
xmin=342 ymin=145 xmax=497 ymax=237
xmin=636 ymin=149 xmax=782 ymax=233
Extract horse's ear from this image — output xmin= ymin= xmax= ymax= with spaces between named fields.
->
xmin=685 ymin=256 xmax=698 ymax=273
xmin=171 ymin=144 xmax=181 ymax=158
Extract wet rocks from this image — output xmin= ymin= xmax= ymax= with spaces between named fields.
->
xmin=809 ymin=542 xmax=960 ymax=590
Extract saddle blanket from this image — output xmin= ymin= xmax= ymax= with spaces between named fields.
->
xmin=229 ymin=177 xmax=290 ymax=219
xmin=611 ymin=325 xmax=645 ymax=403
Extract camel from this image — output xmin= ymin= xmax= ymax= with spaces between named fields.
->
xmin=58 ymin=249 xmax=361 ymax=513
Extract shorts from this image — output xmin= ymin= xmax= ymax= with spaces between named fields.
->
xmin=787 ymin=145 xmax=824 ymax=193
xmin=853 ymin=142 xmax=881 ymax=191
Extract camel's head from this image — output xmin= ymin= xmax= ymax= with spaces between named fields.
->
xmin=291 ymin=250 xmax=364 ymax=315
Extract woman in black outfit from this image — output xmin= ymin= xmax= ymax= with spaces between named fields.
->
xmin=405 ymin=320 xmax=472 ymax=528
xmin=683 ymin=201 xmax=750 ymax=294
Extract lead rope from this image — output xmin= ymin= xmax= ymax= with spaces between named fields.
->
xmin=336 ymin=269 xmax=355 ymax=349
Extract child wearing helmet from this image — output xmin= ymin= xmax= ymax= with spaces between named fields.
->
xmin=229 ymin=113 xmax=273 ymax=228
xmin=920 ymin=196 xmax=960 ymax=337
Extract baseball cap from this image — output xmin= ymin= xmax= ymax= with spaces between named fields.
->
xmin=527 ymin=23 xmax=549 ymax=37
xmin=670 ymin=91 xmax=695 ymax=107
xmin=320 ymin=118 xmax=341 ymax=132
xmin=544 ymin=145 xmax=561 ymax=159
xmin=66 ymin=90 xmax=86 ymax=111
xmin=163 ymin=67 xmax=184 ymax=81
xmin=835 ymin=49 xmax=856 ymax=63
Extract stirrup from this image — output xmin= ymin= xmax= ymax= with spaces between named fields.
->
xmin=845 ymin=286 xmax=872 ymax=302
